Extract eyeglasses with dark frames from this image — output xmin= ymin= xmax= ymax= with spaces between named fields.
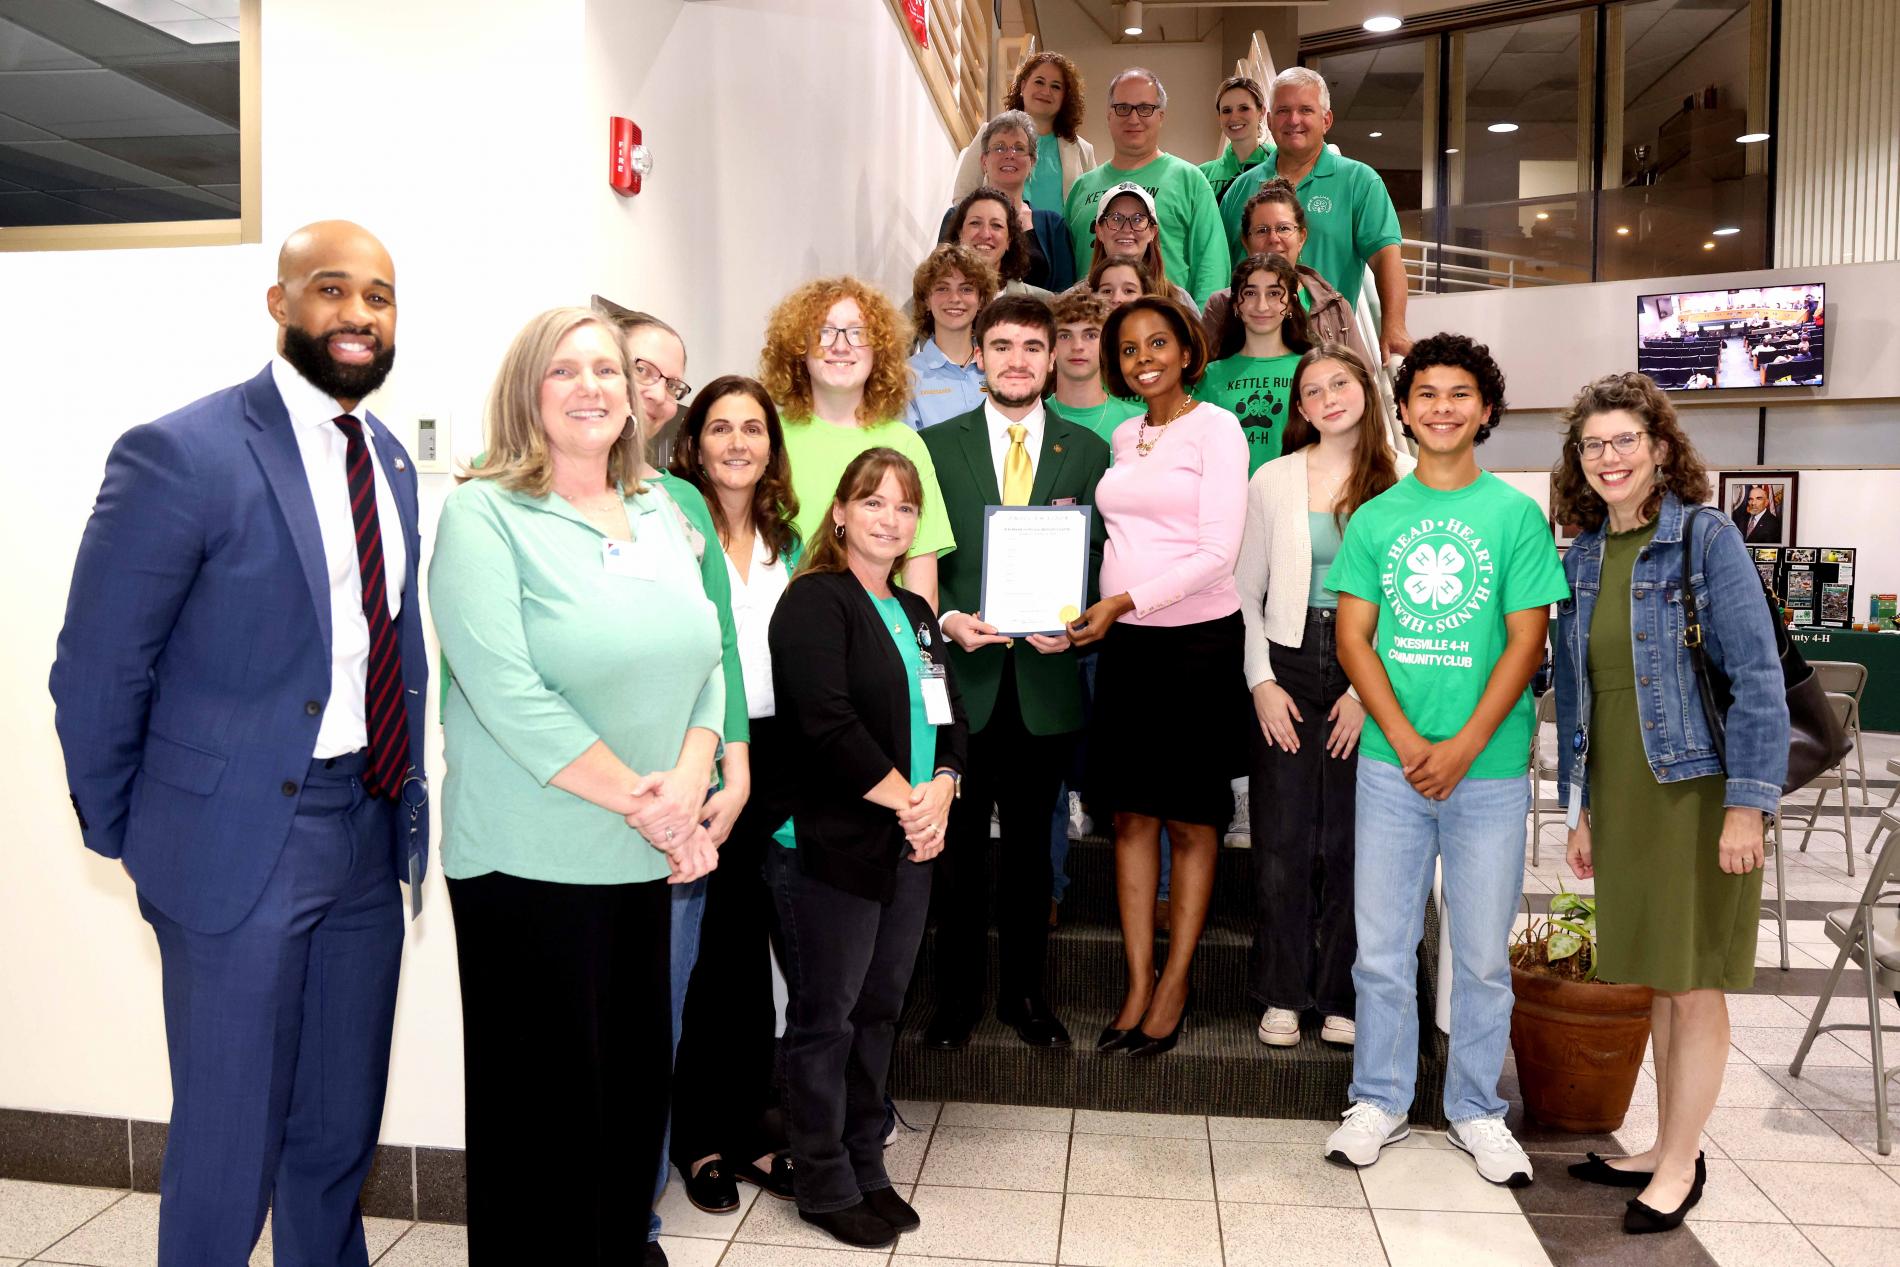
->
xmin=1107 ymin=102 xmax=1160 ymax=118
xmin=631 ymin=357 xmax=691 ymax=402
xmin=1100 ymin=211 xmax=1153 ymax=231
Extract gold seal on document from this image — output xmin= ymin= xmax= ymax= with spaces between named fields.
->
xmin=1059 ymin=604 xmax=1081 ymax=625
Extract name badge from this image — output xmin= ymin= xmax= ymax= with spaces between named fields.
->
xmin=601 ymin=538 xmax=657 ymax=579
xmin=920 ymin=662 xmax=952 ymax=726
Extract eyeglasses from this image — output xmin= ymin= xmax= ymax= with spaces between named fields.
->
xmin=985 ymin=143 xmax=1030 ymax=158
xmin=1101 ymin=211 xmax=1153 ymax=231
xmin=1107 ymin=102 xmax=1161 ymax=118
xmin=1576 ymin=430 xmax=1647 ymax=460
xmin=1246 ymin=223 xmax=1302 ymax=240
xmin=631 ymin=357 xmax=691 ymax=402
xmin=815 ymin=325 xmax=871 ymax=349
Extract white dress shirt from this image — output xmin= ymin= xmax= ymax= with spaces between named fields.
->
xmin=724 ymin=531 xmax=792 ymax=720
xmin=983 ymin=397 xmax=1045 ymax=491
xmin=271 ymin=357 xmax=408 ymax=758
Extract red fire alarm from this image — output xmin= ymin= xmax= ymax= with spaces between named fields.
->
xmin=609 ymin=116 xmax=652 ymax=196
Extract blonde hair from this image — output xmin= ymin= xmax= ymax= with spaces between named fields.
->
xmin=461 ymin=307 xmax=644 ymax=496
xmin=760 ymin=277 xmax=914 ymax=426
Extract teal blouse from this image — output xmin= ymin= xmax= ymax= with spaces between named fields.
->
xmin=1308 ymin=511 xmax=1342 ymax=609
xmin=430 ymin=478 xmax=725 ymax=884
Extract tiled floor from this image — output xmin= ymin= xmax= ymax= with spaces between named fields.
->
xmin=6 ymin=738 xmax=1895 ymax=1267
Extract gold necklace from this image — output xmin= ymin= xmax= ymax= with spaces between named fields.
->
xmin=1135 ymin=397 xmax=1196 ymax=457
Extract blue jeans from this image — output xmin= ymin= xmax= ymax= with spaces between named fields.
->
xmin=648 ymin=874 xmax=709 ymax=1241
xmin=1349 ymin=758 xmax=1527 ymax=1124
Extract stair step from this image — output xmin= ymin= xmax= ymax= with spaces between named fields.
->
xmin=913 ymin=921 xmax=1257 ymax=1012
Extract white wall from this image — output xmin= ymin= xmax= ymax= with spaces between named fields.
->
xmin=1038 ymin=0 xmax=1227 ymax=167
xmin=0 ymin=0 xmax=952 ymax=1149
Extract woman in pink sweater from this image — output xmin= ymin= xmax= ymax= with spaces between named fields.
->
xmin=1069 ymin=295 xmax=1251 ymax=1058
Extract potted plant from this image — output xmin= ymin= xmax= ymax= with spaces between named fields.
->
xmin=1508 ymin=890 xmax=1654 ymax=1132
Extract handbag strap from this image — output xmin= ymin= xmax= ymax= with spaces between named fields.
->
xmin=1680 ymin=505 xmax=1729 ymax=766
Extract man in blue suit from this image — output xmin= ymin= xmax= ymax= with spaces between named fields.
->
xmin=50 ymin=220 xmax=428 ymax=1267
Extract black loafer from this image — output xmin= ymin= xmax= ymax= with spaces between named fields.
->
xmin=679 ymin=1158 xmax=739 ymax=1213
xmin=923 ymin=1005 xmax=980 ymax=1050
xmin=800 ymin=1200 xmax=896 ymax=1248
xmin=861 ymin=1185 xmax=921 ymax=1233
xmin=998 ymin=997 xmax=1073 ymax=1048
xmin=734 ymin=1153 xmax=796 ymax=1200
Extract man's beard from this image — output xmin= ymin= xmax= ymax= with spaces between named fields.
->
xmin=988 ymin=382 xmax=1047 ymax=409
xmin=282 ymin=322 xmax=397 ymax=401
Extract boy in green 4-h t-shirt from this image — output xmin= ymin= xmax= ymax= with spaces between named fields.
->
xmin=1319 ymin=333 xmax=1569 ymax=1186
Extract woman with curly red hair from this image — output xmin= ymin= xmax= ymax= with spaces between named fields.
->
xmin=950 ymin=50 xmax=1097 ymax=211
xmin=761 ymin=277 xmax=956 ymax=608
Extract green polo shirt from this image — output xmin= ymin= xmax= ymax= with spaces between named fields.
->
xmin=1199 ymin=141 xmax=1272 ymax=207
xmin=1063 ymin=152 xmax=1230 ymax=307
xmin=431 ymin=478 xmax=726 ymax=885
xmin=1217 ymin=145 xmax=1401 ymax=312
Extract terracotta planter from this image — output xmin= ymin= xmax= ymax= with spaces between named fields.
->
xmin=1509 ymin=966 xmax=1653 ymax=1133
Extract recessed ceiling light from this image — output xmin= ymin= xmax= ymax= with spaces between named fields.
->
xmin=1703 ymin=241 xmax=1717 ymax=250
xmin=1445 ymin=147 xmax=1459 ymax=155
xmin=1615 ymin=226 xmax=1631 ymax=235
xmin=1736 ymin=132 xmax=1770 ymax=144
xmin=1122 ymin=1 xmax=1143 ymax=35
xmin=1363 ymin=16 xmax=1402 ymax=33
xmin=1368 ymin=131 xmax=1384 ymax=138
xmin=1713 ymin=226 xmax=1740 ymax=236
xmin=1535 ymin=212 xmax=1550 ymax=220
xmin=1487 ymin=122 xmax=1519 ymax=133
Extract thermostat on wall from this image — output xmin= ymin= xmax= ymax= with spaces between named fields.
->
xmin=414 ymin=413 xmax=452 ymax=474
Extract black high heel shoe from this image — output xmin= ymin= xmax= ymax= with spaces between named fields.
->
xmin=1622 ymin=1158 xmax=1706 ymax=1235
xmin=1123 ymin=988 xmax=1193 ymax=1059
xmin=1097 ymin=971 xmax=1160 ymax=1052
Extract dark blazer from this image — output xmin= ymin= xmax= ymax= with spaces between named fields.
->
xmin=920 ymin=405 xmax=1110 ymax=735
xmin=770 ymin=570 xmax=968 ymax=902
xmin=1732 ymin=507 xmax=1782 ymax=544
xmin=50 ymin=365 xmax=430 ymax=934
xmin=939 ymin=204 xmax=1077 ymax=293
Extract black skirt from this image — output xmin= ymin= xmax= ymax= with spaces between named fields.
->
xmin=1083 ymin=611 xmax=1249 ymax=826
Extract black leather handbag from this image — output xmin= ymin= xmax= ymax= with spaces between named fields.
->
xmin=1681 ymin=506 xmax=1850 ymax=795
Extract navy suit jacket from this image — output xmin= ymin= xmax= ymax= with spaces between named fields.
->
xmin=51 ymin=365 xmax=431 ymax=934
xmin=938 ymin=204 xmax=1077 ymax=293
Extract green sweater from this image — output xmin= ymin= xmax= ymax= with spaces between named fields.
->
xmin=1063 ymin=152 xmax=1230 ymax=307
xmin=430 ymin=479 xmax=726 ymax=884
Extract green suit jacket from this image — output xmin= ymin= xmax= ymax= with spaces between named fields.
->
xmin=920 ymin=404 xmax=1110 ymax=736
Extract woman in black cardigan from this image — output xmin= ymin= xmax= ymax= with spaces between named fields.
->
xmin=767 ymin=447 xmax=968 ymax=1250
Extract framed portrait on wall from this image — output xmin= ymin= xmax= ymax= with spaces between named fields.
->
xmin=1717 ymin=472 xmax=1798 ymax=547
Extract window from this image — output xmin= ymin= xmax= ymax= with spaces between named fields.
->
xmin=1311 ymin=38 xmax=1432 ymax=252
xmin=0 ymin=0 xmax=258 ymax=251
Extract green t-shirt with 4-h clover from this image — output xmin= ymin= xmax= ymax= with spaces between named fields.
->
xmin=1325 ymin=470 xmax=1570 ymax=779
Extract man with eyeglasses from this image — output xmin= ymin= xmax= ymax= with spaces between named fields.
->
xmin=1217 ymin=67 xmax=1411 ymax=361
xmin=1061 ymin=67 xmax=1228 ymax=307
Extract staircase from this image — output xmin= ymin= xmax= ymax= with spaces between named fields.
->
xmin=891 ymin=831 xmax=1453 ymax=1128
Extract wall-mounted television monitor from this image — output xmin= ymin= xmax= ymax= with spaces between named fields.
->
xmin=1636 ymin=284 xmax=1824 ymax=391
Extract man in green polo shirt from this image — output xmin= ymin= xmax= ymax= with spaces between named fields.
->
xmin=1063 ymin=67 xmax=1229 ymax=307
xmin=1218 ymin=66 xmax=1411 ymax=361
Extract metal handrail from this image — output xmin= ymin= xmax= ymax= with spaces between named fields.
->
xmin=1399 ymin=237 xmax=1570 ymax=292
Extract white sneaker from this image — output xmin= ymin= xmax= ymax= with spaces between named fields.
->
xmin=1223 ymin=778 xmax=1251 ymax=847
xmin=1449 ymin=1115 xmax=1534 ymax=1187
xmin=1320 ymin=1016 xmax=1356 ymax=1046
xmin=1324 ymin=1102 xmax=1409 ymax=1167
xmin=1257 ymin=1007 xmax=1300 ymax=1047
xmin=1067 ymin=790 xmax=1093 ymax=839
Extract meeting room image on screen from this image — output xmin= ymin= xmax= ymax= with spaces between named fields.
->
xmin=1636 ymin=284 xmax=1824 ymax=390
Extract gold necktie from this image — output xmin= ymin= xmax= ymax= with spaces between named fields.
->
xmin=1003 ymin=423 xmax=1032 ymax=506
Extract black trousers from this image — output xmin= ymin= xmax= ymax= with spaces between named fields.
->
xmin=671 ymin=715 xmax=787 ymax=1168
xmin=935 ymin=660 xmax=1073 ymax=1012
xmin=447 ymin=871 xmax=671 ymax=1265
xmin=768 ymin=842 xmax=931 ymax=1212
xmin=1248 ymin=609 xmax=1359 ymax=1017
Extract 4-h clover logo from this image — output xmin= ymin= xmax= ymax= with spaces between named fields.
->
xmin=1308 ymin=195 xmax=1334 ymax=214
xmin=1402 ymin=542 xmax=1466 ymax=610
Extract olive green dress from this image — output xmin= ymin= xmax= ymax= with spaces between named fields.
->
xmin=1587 ymin=521 xmax=1761 ymax=992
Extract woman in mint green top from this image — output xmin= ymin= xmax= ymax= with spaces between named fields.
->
xmin=428 ymin=308 xmax=722 ymax=1264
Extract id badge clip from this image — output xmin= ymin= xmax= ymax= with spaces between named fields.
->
xmin=917 ymin=620 xmax=952 ymax=726
xmin=1563 ymin=726 xmax=1588 ymax=830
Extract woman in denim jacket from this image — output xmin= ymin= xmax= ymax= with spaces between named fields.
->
xmin=1549 ymin=373 xmax=1788 ymax=1235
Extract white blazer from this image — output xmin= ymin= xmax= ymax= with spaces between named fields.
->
xmin=950 ymin=132 xmax=1098 ymax=209
xmin=1235 ymin=446 xmax=1417 ymax=688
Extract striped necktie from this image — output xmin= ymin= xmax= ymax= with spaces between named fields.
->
xmin=332 ymin=415 xmax=410 ymax=799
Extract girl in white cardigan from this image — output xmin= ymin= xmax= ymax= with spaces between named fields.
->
xmin=1235 ymin=343 xmax=1414 ymax=1051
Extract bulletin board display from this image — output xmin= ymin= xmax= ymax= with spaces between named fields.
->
xmin=1752 ymin=545 xmax=1856 ymax=628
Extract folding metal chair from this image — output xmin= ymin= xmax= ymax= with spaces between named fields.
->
xmin=1789 ymin=809 xmax=1900 ymax=1155
xmin=1784 ymin=693 xmax=1859 ymax=878
xmin=1526 ymin=690 xmax=1562 ymax=868
xmin=1810 ymin=662 xmax=1869 ymax=806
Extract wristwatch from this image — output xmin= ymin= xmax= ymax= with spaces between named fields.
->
xmin=933 ymin=767 xmax=962 ymax=798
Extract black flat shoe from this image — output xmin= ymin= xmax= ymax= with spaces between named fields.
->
xmin=734 ymin=1153 xmax=796 ymax=1200
xmin=1623 ymin=1165 xmax=1705 ymax=1235
xmin=1567 ymin=1151 xmax=1652 ymax=1188
xmin=998 ymin=997 xmax=1072 ymax=1048
xmin=800 ymin=1200 xmax=896 ymax=1248
xmin=923 ymin=1003 xmax=980 ymax=1050
xmin=679 ymin=1158 xmax=739 ymax=1213
xmin=860 ymin=1184 xmax=921 ymax=1233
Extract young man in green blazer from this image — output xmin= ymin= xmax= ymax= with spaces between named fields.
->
xmin=919 ymin=293 xmax=1111 ymax=1050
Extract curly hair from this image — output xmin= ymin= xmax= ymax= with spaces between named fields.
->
xmin=759 ymin=276 xmax=913 ymax=426
xmin=1394 ymin=331 xmax=1506 ymax=446
xmin=943 ymin=187 xmax=1031 ymax=283
xmin=667 ymin=375 xmax=801 ymax=565
xmin=1089 ymin=252 xmax=1165 ymax=300
xmin=1100 ymin=295 xmax=1209 ymax=397
xmin=793 ymin=447 xmax=927 ymax=588
xmin=1550 ymin=371 xmax=1711 ymax=533
xmin=1282 ymin=343 xmax=1400 ymax=531
xmin=1214 ymin=253 xmax=1313 ymax=361
xmin=1004 ymin=51 xmax=1085 ymax=142
xmin=910 ymin=243 xmax=998 ymax=345
xmin=1051 ymin=287 xmax=1111 ymax=330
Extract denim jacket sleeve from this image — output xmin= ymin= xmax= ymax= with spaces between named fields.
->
xmin=1693 ymin=512 xmax=1790 ymax=813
